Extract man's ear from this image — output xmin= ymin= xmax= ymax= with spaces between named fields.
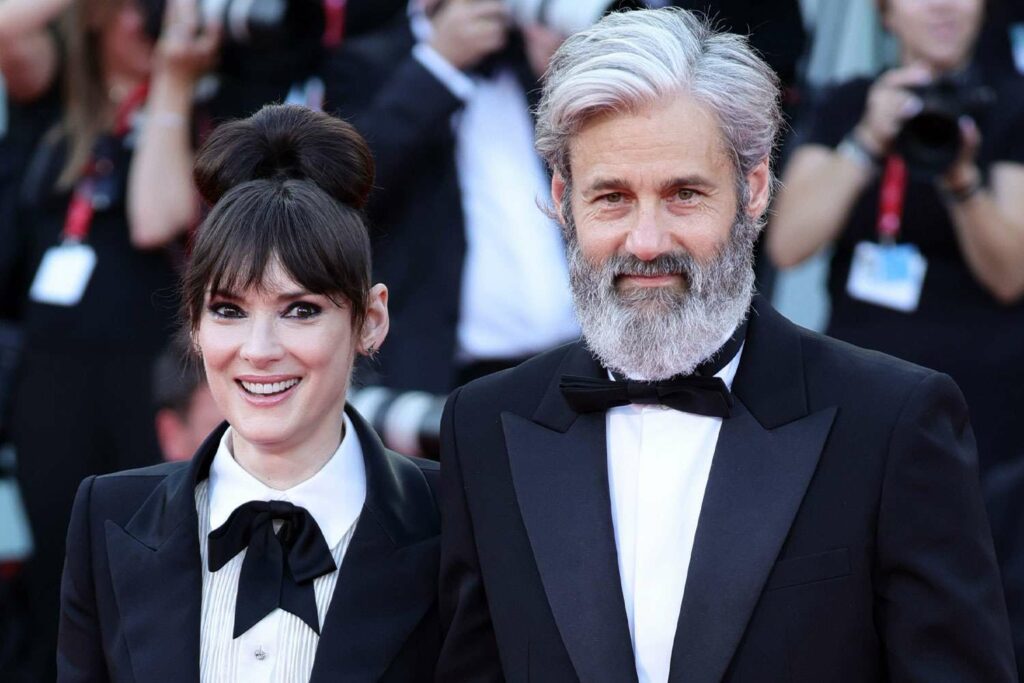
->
xmin=551 ymin=172 xmax=568 ymax=226
xmin=745 ymin=158 xmax=772 ymax=220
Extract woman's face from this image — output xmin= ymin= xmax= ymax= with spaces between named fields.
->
xmin=196 ymin=259 xmax=387 ymax=457
xmin=98 ymin=0 xmax=155 ymax=83
xmin=884 ymin=0 xmax=984 ymax=72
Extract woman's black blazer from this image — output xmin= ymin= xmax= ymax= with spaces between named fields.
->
xmin=57 ymin=405 xmax=440 ymax=682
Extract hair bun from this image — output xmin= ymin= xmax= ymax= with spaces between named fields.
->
xmin=193 ymin=104 xmax=374 ymax=210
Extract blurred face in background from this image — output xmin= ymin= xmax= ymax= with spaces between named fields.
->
xmin=95 ymin=0 xmax=154 ymax=83
xmin=883 ymin=0 xmax=984 ymax=72
xmin=156 ymin=384 xmax=224 ymax=462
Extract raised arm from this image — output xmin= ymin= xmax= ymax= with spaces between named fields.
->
xmin=768 ymin=66 xmax=932 ymax=268
xmin=126 ymin=0 xmax=218 ymax=250
xmin=0 ymin=0 xmax=69 ymax=101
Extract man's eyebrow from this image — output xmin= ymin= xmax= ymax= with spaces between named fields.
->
xmin=660 ymin=175 xmax=716 ymax=191
xmin=583 ymin=175 xmax=718 ymax=194
xmin=583 ymin=177 xmax=631 ymax=194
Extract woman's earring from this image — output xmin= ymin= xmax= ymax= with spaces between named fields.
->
xmin=365 ymin=343 xmax=376 ymax=357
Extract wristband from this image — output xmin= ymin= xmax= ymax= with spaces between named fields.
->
xmin=837 ymin=132 xmax=882 ymax=172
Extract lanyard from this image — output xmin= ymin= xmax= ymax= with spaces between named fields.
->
xmin=322 ymin=0 xmax=347 ymax=48
xmin=62 ymin=82 xmax=150 ymax=243
xmin=876 ymin=155 xmax=908 ymax=244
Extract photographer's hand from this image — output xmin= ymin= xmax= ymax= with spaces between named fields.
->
xmin=940 ymin=117 xmax=1024 ymax=303
xmin=429 ymin=0 xmax=508 ymax=71
xmin=154 ymin=0 xmax=221 ymax=85
xmin=522 ymin=23 xmax=565 ymax=81
xmin=0 ymin=0 xmax=72 ymax=101
xmin=854 ymin=64 xmax=932 ymax=157
xmin=127 ymin=0 xmax=218 ymax=250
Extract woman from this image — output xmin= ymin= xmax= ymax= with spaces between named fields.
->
xmin=8 ymin=0 xmax=215 ymax=676
xmin=768 ymin=0 xmax=1024 ymax=472
xmin=57 ymin=104 xmax=440 ymax=681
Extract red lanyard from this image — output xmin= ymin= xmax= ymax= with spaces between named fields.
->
xmin=876 ymin=155 xmax=908 ymax=243
xmin=62 ymin=82 xmax=150 ymax=243
xmin=322 ymin=0 xmax=347 ymax=48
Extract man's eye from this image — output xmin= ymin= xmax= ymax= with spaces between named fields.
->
xmin=676 ymin=188 xmax=698 ymax=201
xmin=284 ymin=302 xmax=322 ymax=319
xmin=209 ymin=303 xmax=244 ymax=318
xmin=601 ymin=192 xmax=624 ymax=204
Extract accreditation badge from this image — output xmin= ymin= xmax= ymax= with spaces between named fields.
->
xmin=29 ymin=242 xmax=97 ymax=307
xmin=846 ymin=241 xmax=927 ymax=313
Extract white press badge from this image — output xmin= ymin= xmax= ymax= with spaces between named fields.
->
xmin=29 ymin=242 xmax=97 ymax=306
xmin=846 ymin=241 xmax=927 ymax=313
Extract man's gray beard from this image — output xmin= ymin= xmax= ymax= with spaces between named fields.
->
xmin=564 ymin=208 xmax=759 ymax=381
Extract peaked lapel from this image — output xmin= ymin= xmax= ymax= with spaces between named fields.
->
xmin=310 ymin=405 xmax=439 ymax=683
xmin=106 ymin=423 xmax=226 ymax=683
xmin=504 ymin=344 xmax=639 ymax=683
xmin=668 ymin=298 xmax=838 ymax=683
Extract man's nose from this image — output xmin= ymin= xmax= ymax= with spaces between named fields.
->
xmin=624 ymin=204 xmax=673 ymax=261
xmin=240 ymin=317 xmax=285 ymax=366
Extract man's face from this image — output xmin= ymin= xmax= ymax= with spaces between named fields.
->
xmin=550 ymin=94 xmax=771 ymax=379
xmin=554 ymin=94 xmax=767 ymax=282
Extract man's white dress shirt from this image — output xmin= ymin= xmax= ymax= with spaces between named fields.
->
xmin=607 ymin=349 xmax=743 ymax=683
xmin=410 ymin=7 xmax=579 ymax=362
xmin=196 ymin=414 xmax=366 ymax=683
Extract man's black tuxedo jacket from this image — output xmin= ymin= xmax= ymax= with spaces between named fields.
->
xmin=57 ymin=406 xmax=440 ymax=682
xmin=321 ymin=19 xmax=542 ymax=394
xmin=437 ymin=297 xmax=1017 ymax=682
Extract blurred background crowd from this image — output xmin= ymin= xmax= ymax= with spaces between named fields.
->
xmin=0 ymin=0 xmax=1022 ymax=679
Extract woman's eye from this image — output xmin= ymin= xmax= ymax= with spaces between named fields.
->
xmin=209 ymin=303 xmax=244 ymax=318
xmin=284 ymin=302 xmax=322 ymax=319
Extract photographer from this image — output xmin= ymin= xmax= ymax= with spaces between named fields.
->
xmin=321 ymin=0 xmax=583 ymax=394
xmin=6 ymin=0 xmax=216 ymax=677
xmin=767 ymin=0 xmax=1024 ymax=474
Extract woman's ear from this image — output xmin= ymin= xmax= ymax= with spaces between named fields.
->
xmin=359 ymin=284 xmax=389 ymax=357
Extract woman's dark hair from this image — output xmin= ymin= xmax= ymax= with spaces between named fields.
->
xmin=183 ymin=104 xmax=375 ymax=333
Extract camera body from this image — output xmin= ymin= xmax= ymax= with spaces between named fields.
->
xmin=895 ymin=78 xmax=995 ymax=178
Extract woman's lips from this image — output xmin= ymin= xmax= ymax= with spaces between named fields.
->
xmin=235 ymin=377 xmax=301 ymax=406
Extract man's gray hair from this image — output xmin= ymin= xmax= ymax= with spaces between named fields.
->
xmin=535 ymin=8 xmax=782 ymax=199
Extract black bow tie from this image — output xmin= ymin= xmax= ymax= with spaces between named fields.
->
xmin=559 ymin=374 xmax=733 ymax=417
xmin=207 ymin=500 xmax=337 ymax=638
xmin=560 ymin=320 xmax=746 ymax=417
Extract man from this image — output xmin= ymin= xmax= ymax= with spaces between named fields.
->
xmin=321 ymin=0 xmax=579 ymax=394
xmin=437 ymin=8 xmax=1017 ymax=683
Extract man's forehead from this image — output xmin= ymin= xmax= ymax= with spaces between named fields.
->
xmin=566 ymin=94 xmax=731 ymax=185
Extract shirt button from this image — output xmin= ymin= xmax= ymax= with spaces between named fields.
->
xmin=254 ymin=647 xmax=267 ymax=661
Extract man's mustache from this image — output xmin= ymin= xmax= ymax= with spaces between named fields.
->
xmin=606 ymin=252 xmax=696 ymax=279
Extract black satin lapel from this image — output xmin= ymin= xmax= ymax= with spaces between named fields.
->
xmin=668 ymin=399 xmax=837 ymax=683
xmin=503 ymin=411 xmax=638 ymax=683
xmin=106 ymin=517 xmax=202 ymax=683
xmin=309 ymin=510 xmax=439 ymax=683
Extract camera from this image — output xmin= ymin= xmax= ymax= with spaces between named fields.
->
xmin=139 ymin=0 xmax=324 ymax=49
xmin=503 ymin=0 xmax=643 ymax=36
xmin=895 ymin=78 xmax=995 ymax=178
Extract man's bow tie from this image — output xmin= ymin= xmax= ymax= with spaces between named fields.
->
xmin=559 ymin=374 xmax=733 ymax=417
xmin=208 ymin=500 xmax=337 ymax=638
